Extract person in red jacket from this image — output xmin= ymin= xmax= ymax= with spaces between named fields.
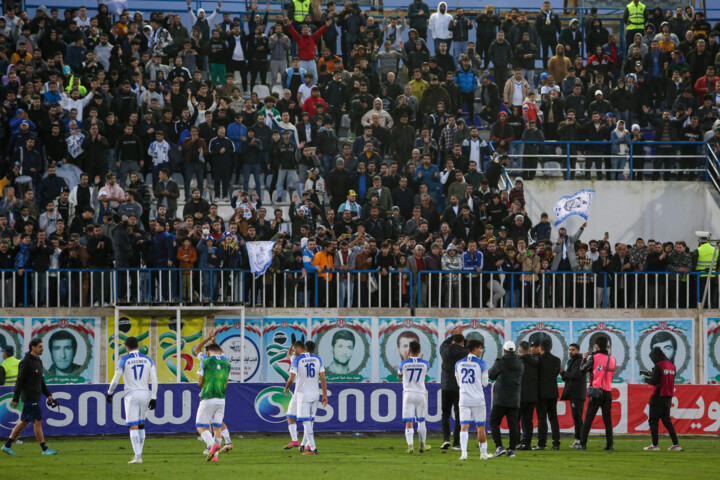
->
xmin=641 ymin=346 xmax=682 ymax=451
xmin=490 ymin=111 xmax=515 ymax=153
xmin=302 ymin=86 xmax=327 ymax=118
xmin=286 ymin=18 xmax=331 ymax=82
xmin=693 ymin=65 xmax=718 ymax=104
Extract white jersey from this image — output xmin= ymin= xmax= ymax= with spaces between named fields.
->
xmin=455 ymin=354 xmax=489 ymax=407
xmin=108 ymin=351 xmax=159 ymax=399
xmin=398 ymin=357 xmax=430 ymax=394
xmin=291 ymin=353 xmax=325 ymax=398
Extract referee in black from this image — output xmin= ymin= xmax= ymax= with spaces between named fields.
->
xmin=2 ymin=337 xmax=58 ymax=456
xmin=439 ymin=326 xmax=468 ymax=449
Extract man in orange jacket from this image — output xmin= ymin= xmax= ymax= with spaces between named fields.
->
xmin=312 ymin=240 xmax=336 ymax=307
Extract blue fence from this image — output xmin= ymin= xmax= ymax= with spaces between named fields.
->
xmin=1 ymin=267 xmax=716 ymax=309
xmin=491 ymin=140 xmax=709 ymax=181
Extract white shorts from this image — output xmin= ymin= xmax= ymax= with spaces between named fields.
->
xmin=296 ymin=393 xmax=319 ymax=422
xmin=196 ymin=398 xmax=226 ymax=429
xmin=123 ymin=390 xmax=151 ymax=427
xmin=286 ymin=392 xmax=298 ymax=420
xmin=402 ymin=391 xmax=427 ymax=422
xmin=459 ymin=405 xmax=486 ymax=427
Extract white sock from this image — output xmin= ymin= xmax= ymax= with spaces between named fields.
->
xmin=129 ymin=430 xmax=140 ymax=456
xmin=201 ymin=430 xmax=214 ymax=448
xmin=405 ymin=428 xmax=414 ymax=447
xmin=417 ymin=422 xmax=427 ymax=446
xmin=222 ymin=429 xmax=232 ymax=445
xmin=214 ymin=437 xmax=221 ymax=445
xmin=460 ymin=431 xmax=469 ymax=455
xmin=288 ymin=423 xmax=298 ymax=442
xmin=303 ymin=421 xmax=315 ymax=450
xmin=138 ymin=429 xmax=145 ymax=456
xmin=480 ymin=442 xmax=487 ymax=455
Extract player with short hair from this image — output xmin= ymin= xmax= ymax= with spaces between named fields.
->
xmin=193 ymin=331 xmax=233 ymax=454
xmin=107 ymin=336 xmax=159 ymax=464
xmin=284 ymin=340 xmax=328 ymax=455
xmin=455 ymin=339 xmax=491 ymax=461
xmin=398 ymin=340 xmax=431 ymax=454
xmin=284 ymin=342 xmax=301 ymax=449
xmin=195 ymin=341 xmax=231 ymax=462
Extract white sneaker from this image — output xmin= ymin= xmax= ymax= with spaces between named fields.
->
xmin=481 ymin=453 xmax=493 ymax=460
xmin=644 ymin=445 xmax=660 ymax=451
xmin=459 ymin=453 xmax=468 ymax=461
xmin=203 ymin=449 xmax=210 ymax=455
xmin=668 ymin=444 xmax=683 ymax=451
xmin=128 ymin=457 xmax=143 ymax=464
xmin=486 ymin=301 xmax=494 ymax=308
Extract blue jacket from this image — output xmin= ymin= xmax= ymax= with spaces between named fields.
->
xmin=14 ymin=242 xmax=30 ymax=269
xmin=462 ymin=250 xmax=483 ymax=270
xmin=414 ymin=163 xmax=440 ymax=190
xmin=302 ymin=246 xmax=317 ymax=272
xmin=227 ymin=122 xmax=247 ymax=154
xmin=151 ymin=231 xmax=175 ymax=264
xmin=196 ymin=239 xmax=223 ymax=268
xmin=454 ymin=66 xmax=478 ymax=94
xmin=284 ymin=67 xmax=307 ymax=89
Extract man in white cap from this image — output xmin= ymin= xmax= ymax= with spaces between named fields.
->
xmin=488 ymin=340 xmax=524 ymax=458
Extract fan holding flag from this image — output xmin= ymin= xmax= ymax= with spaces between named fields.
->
xmin=550 ymin=189 xmax=594 ymax=307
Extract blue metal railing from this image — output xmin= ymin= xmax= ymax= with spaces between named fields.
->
xmin=490 ymin=140 xmax=707 ymax=181
xmin=2 ymin=267 xmax=716 ymax=309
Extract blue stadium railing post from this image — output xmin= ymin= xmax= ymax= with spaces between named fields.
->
xmin=603 ymin=272 xmax=608 ymax=308
xmin=629 ymin=147 xmax=634 ymax=180
xmin=510 ymin=273 xmax=515 ymax=307
xmin=314 ymin=273 xmax=318 ymax=307
xmin=410 ymin=272 xmax=414 ymax=308
xmin=566 ymin=143 xmax=571 ymax=180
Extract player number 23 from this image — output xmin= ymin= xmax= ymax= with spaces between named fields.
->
xmin=461 ymin=368 xmax=475 ymax=384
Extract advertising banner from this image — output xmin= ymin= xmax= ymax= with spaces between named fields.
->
xmin=156 ymin=316 xmax=205 ymax=383
xmin=213 ymin=316 xmax=263 ymax=383
xmin=511 ymin=320 xmax=572 ymax=367
xmin=1 ymin=383 xmax=717 ymax=437
xmin=378 ymin=318 xmax=439 ymax=383
xmin=31 ymin=317 xmax=99 ymax=384
xmin=706 ymin=318 xmax=720 ymax=384
xmin=443 ymin=319 xmax=505 ymax=364
xmin=311 ymin=317 xmax=372 ymax=382
xmin=573 ymin=320 xmax=633 ymax=383
xmin=262 ymin=318 xmax=309 ymax=383
xmin=633 ymin=319 xmax=694 ymax=384
xmin=107 ymin=315 xmax=152 ymax=382
xmin=627 ymin=384 xmax=720 ymax=435
xmin=0 ymin=318 xmax=25 ymax=361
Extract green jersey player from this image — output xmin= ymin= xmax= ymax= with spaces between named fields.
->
xmin=195 ymin=342 xmax=231 ymax=462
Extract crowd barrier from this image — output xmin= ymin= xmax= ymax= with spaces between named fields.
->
xmin=2 ymin=383 xmax=719 ymax=436
xmin=1 ymin=269 xmax=718 ymax=310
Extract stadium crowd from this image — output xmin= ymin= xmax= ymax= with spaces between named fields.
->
xmin=0 ymin=1 xmax=718 ymax=307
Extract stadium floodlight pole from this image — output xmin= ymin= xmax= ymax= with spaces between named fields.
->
xmin=176 ymin=306 xmax=181 ymax=383
xmin=240 ymin=305 xmax=246 ymax=383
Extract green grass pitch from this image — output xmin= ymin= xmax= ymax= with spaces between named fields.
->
xmin=2 ymin=435 xmax=718 ymax=479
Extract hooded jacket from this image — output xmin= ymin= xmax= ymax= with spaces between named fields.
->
xmin=429 ymin=2 xmax=453 ymax=40
xmin=548 ymin=44 xmax=572 ymax=83
xmin=519 ymin=353 xmax=539 ymax=403
xmin=560 ymin=353 xmax=587 ymax=401
xmin=13 ymin=351 xmax=52 ymax=403
xmin=644 ymin=346 xmax=675 ymax=408
xmin=488 ymin=351 xmax=524 ymax=408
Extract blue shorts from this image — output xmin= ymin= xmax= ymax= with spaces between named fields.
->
xmin=20 ymin=400 xmax=43 ymax=423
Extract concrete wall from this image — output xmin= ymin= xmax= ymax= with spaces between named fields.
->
xmin=520 ymin=180 xmax=720 ymax=246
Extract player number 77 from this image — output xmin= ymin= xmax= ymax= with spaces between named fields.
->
xmin=407 ymin=368 xmax=423 ymax=382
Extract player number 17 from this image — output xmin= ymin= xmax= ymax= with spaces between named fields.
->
xmin=132 ymin=364 xmax=145 ymax=380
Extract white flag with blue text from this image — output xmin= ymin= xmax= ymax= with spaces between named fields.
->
xmin=553 ymin=189 xmax=595 ymax=226
xmin=106 ymin=0 xmax=129 ymax=15
xmin=246 ymin=241 xmax=276 ymax=277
